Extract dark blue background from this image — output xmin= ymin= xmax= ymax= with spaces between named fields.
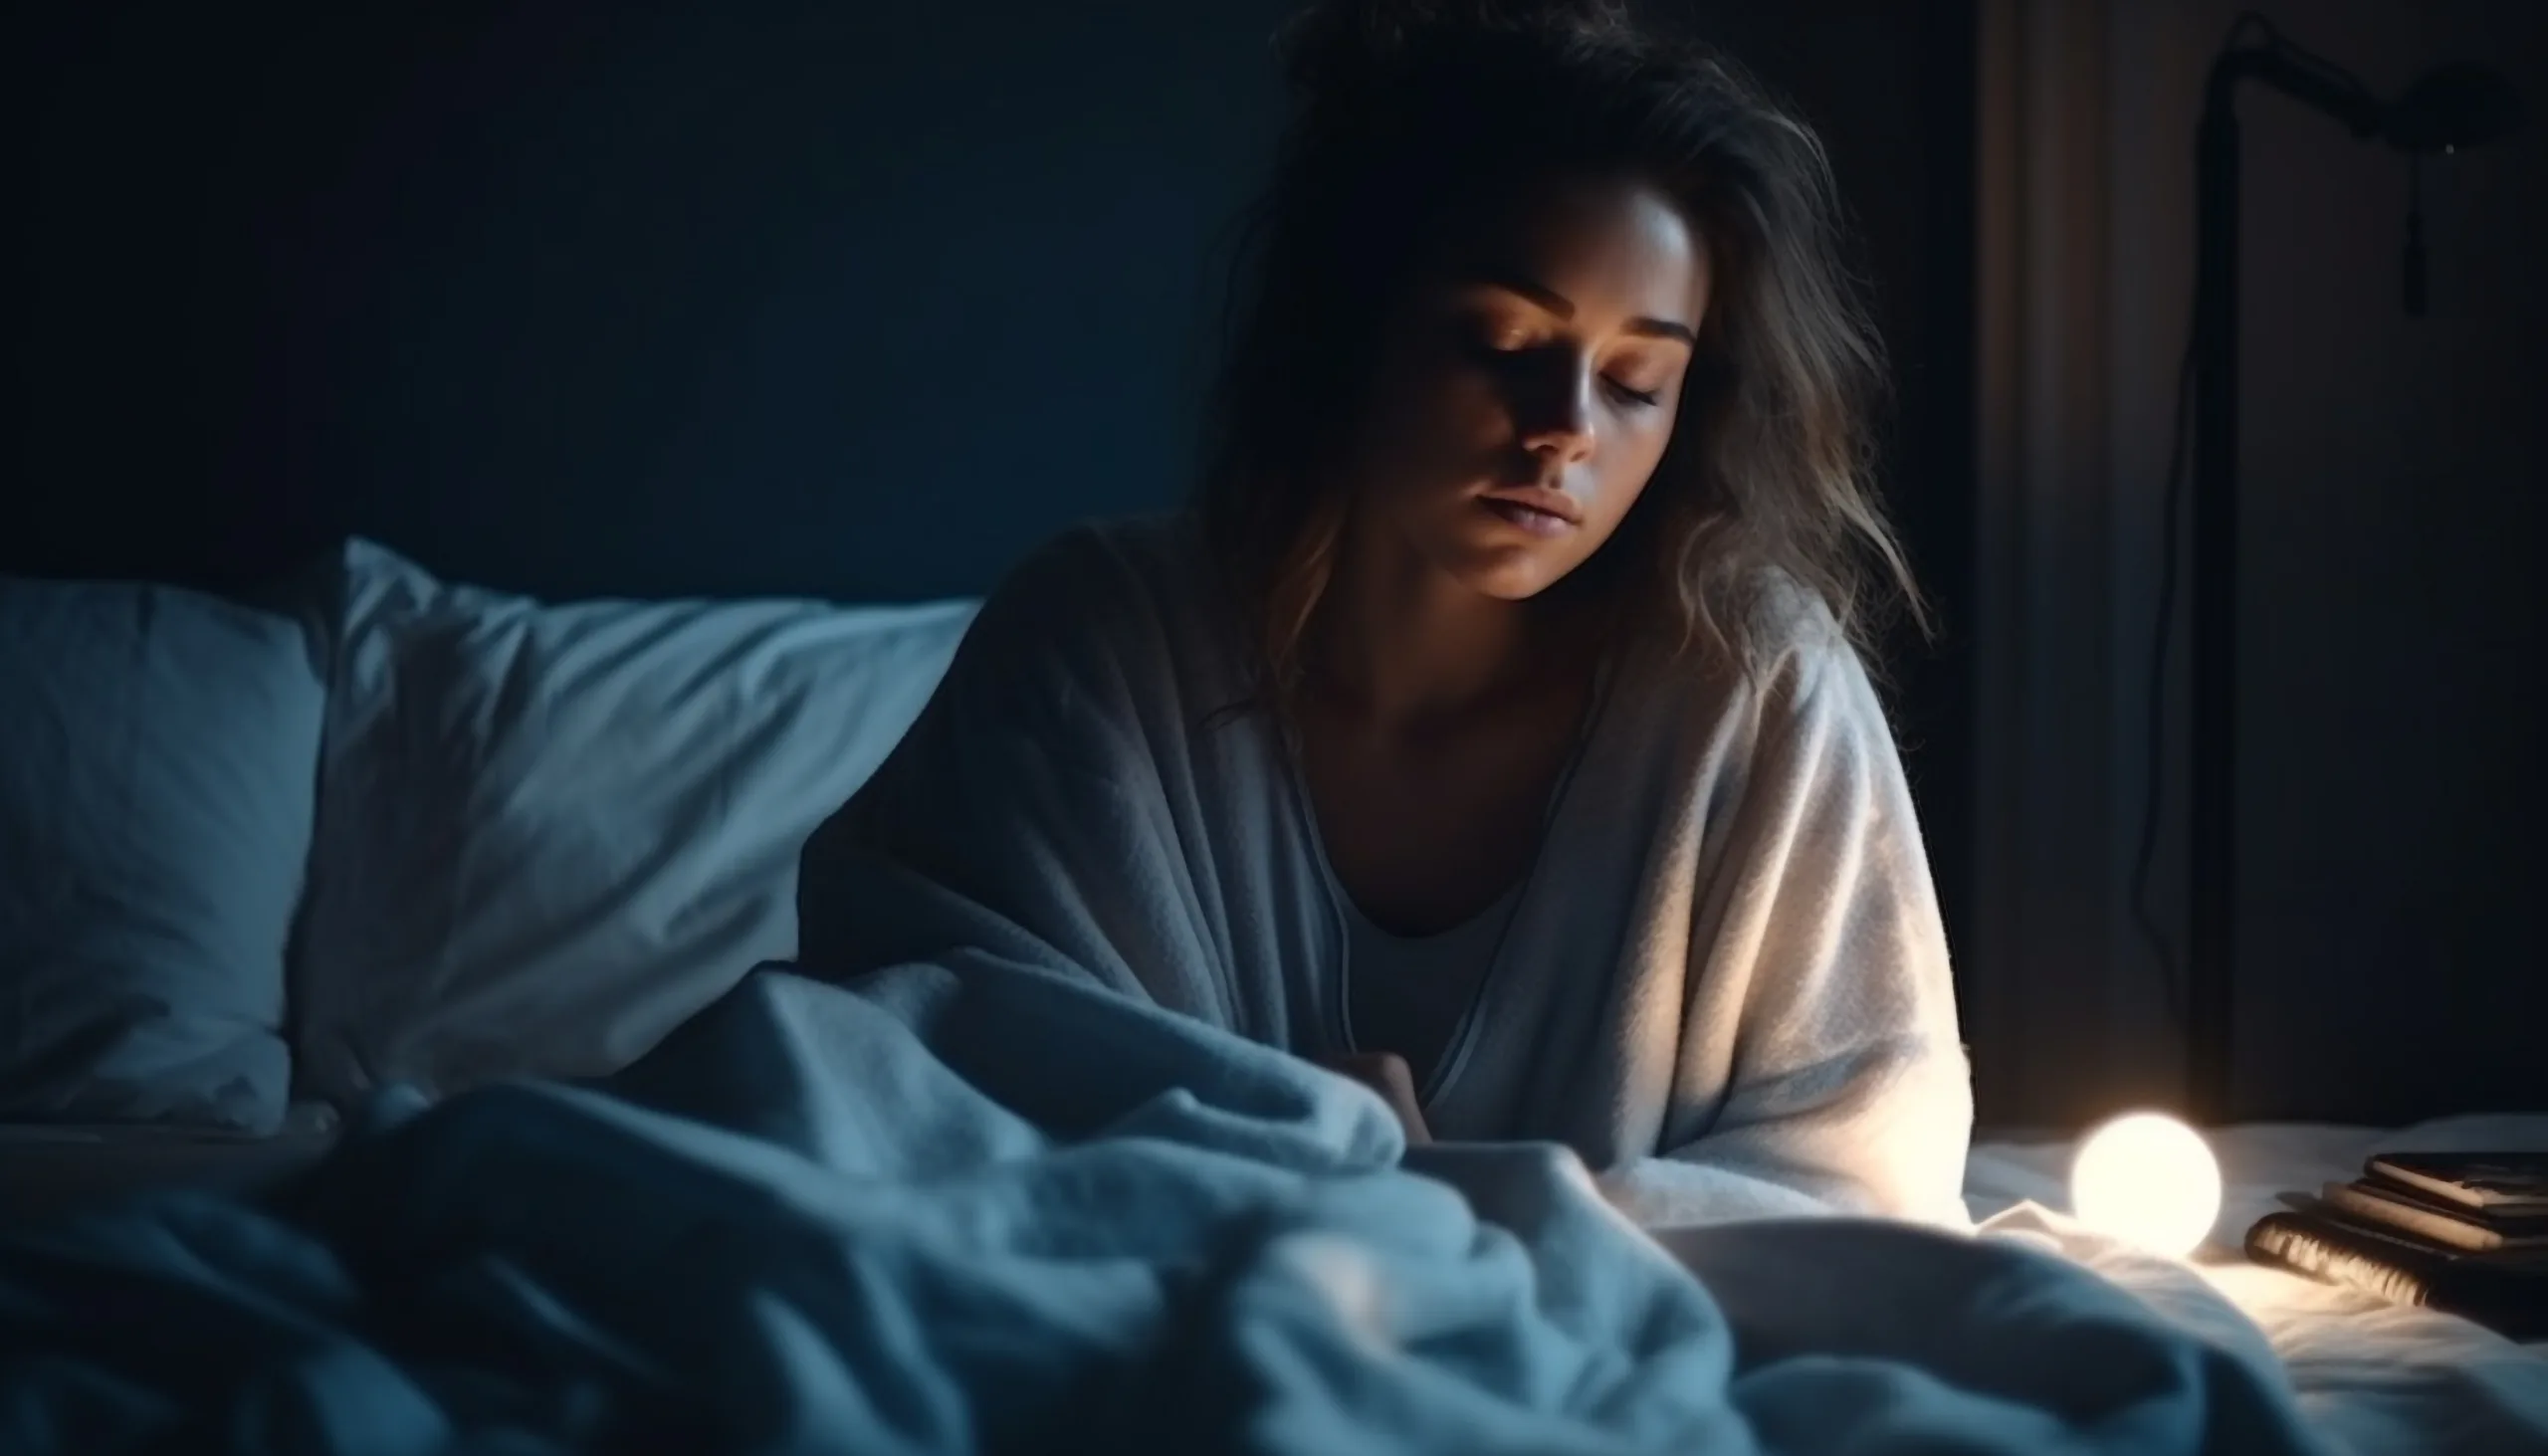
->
xmin=8 ymin=3 xmax=1322 ymax=601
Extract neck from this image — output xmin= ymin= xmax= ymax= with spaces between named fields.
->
xmin=1309 ymin=510 xmax=1569 ymax=728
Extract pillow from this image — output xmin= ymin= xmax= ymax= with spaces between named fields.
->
xmin=0 ymin=577 xmax=319 ymax=1133
xmin=289 ymin=540 xmax=976 ymax=1106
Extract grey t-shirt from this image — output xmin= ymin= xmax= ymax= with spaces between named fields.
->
xmin=1331 ymin=872 xmax=1526 ymax=1095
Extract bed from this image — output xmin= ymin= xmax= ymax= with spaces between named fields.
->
xmin=4 ymin=543 xmax=2541 ymax=1454
xmin=1966 ymin=1118 xmax=2548 ymax=1454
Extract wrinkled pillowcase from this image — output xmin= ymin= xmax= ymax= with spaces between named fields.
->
xmin=0 ymin=577 xmax=319 ymax=1133
xmin=288 ymin=540 xmax=975 ymax=1107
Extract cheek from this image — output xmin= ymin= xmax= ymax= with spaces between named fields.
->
xmin=1592 ymin=408 xmax=1679 ymax=521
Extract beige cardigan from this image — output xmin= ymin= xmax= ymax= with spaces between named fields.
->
xmin=797 ymin=514 xmax=1972 ymax=1229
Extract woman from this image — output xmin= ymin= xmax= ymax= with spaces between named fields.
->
xmin=799 ymin=0 xmax=1972 ymax=1227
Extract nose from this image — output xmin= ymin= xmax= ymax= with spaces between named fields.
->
xmin=1515 ymin=355 xmax=1596 ymax=469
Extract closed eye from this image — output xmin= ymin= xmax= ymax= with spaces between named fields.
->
xmin=1461 ymin=321 xmax=1671 ymax=408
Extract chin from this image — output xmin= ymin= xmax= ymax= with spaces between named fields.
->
xmin=1374 ymin=490 xmax=1611 ymax=601
xmin=1433 ymin=537 xmax=1584 ymax=602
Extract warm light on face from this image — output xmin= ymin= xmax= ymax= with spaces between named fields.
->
xmin=2069 ymin=1112 xmax=2223 ymax=1257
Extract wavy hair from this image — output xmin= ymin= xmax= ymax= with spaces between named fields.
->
xmin=1195 ymin=0 xmax=1925 ymax=707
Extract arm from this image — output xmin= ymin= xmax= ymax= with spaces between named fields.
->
xmin=1599 ymin=640 xmax=1973 ymax=1230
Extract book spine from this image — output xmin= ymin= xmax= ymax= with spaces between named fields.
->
xmin=2322 ymin=1184 xmax=2498 ymax=1253
xmin=2245 ymin=1215 xmax=2436 ymax=1308
xmin=2363 ymin=1160 xmax=2485 ymax=1210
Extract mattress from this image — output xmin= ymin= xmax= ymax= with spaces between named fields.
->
xmin=1969 ymin=1114 xmax=2548 ymax=1454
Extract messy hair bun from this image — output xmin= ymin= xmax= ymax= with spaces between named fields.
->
xmin=1202 ymin=0 xmax=1924 ymax=706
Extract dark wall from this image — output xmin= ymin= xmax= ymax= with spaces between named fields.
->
xmin=9 ymin=2 xmax=1297 ymax=601
xmin=1966 ymin=0 xmax=2544 ymax=1129
xmin=2220 ymin=0 xmax=2545 ymax=1121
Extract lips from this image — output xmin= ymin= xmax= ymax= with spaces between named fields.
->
xmin=1481 ymin=485 xmax=1584 ymax=522
xmin=1478 ymin=484 xmax=1585 ymax=537
xmin=1481 ymin=497 xmax=1578 ymax=538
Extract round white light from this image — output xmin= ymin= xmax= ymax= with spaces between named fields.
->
xmin=2069 ymin=1111 xmax=2222 ymax=1258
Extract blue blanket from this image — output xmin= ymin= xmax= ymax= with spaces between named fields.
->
xmin=1 ymin=960 xmax=2325 ymax=1454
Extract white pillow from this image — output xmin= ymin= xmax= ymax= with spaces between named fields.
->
xmin=0 ymin=577 xmax=318 ymax=1133
xmin=290 ymin=541 xmax=975 ymax=1105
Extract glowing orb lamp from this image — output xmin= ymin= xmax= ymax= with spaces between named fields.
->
xmin=2070 ymin=1112 xmax=2223 ymax=1257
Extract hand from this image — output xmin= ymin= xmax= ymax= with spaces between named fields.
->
xmin=1314 ymin=1050 xmax=1432 ymax=1145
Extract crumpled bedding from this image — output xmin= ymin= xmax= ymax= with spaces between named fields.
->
xmin=0 ymin=959 xmax=2325 ymax=1454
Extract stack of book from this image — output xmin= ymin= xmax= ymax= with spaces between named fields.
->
xmin=2245 ymin=1150 xmax=2548 ymax=1339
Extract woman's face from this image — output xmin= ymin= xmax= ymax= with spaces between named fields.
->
xmin=1341 ymin=173 xmax=1710 ymax=602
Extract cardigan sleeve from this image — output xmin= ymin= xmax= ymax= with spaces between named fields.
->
xmin=1597 ymin=638 xmax=1974 ymax=1229
xmin=794 ymin=525 xmax=1249 ymax=1035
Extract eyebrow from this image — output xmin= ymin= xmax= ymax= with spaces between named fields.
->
xmin=1479 ymin=273 xmax=1698 ymax=346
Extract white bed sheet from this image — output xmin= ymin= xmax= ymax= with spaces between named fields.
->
xmin=1969 ymin=1115 xmax=2548 ymax=1456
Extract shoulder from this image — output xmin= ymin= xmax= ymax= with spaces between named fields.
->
xmin=1621 ymin=569 xmax=1881 ymax=744
xmin=956 ymin=512 xmax=1249 ymax=722
xmin=1003 ymin=512 xmax=1196 ymax=584
xmin=1604 ymin=575 xmax=1914 ymax=851
xmin=1741 ymin=574 xmax=1882 ymax=733
xmin=981 ymin=514 xmax=1209 ymax=626
xmin=965 ymin=513 xmax=1213 ymax=656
